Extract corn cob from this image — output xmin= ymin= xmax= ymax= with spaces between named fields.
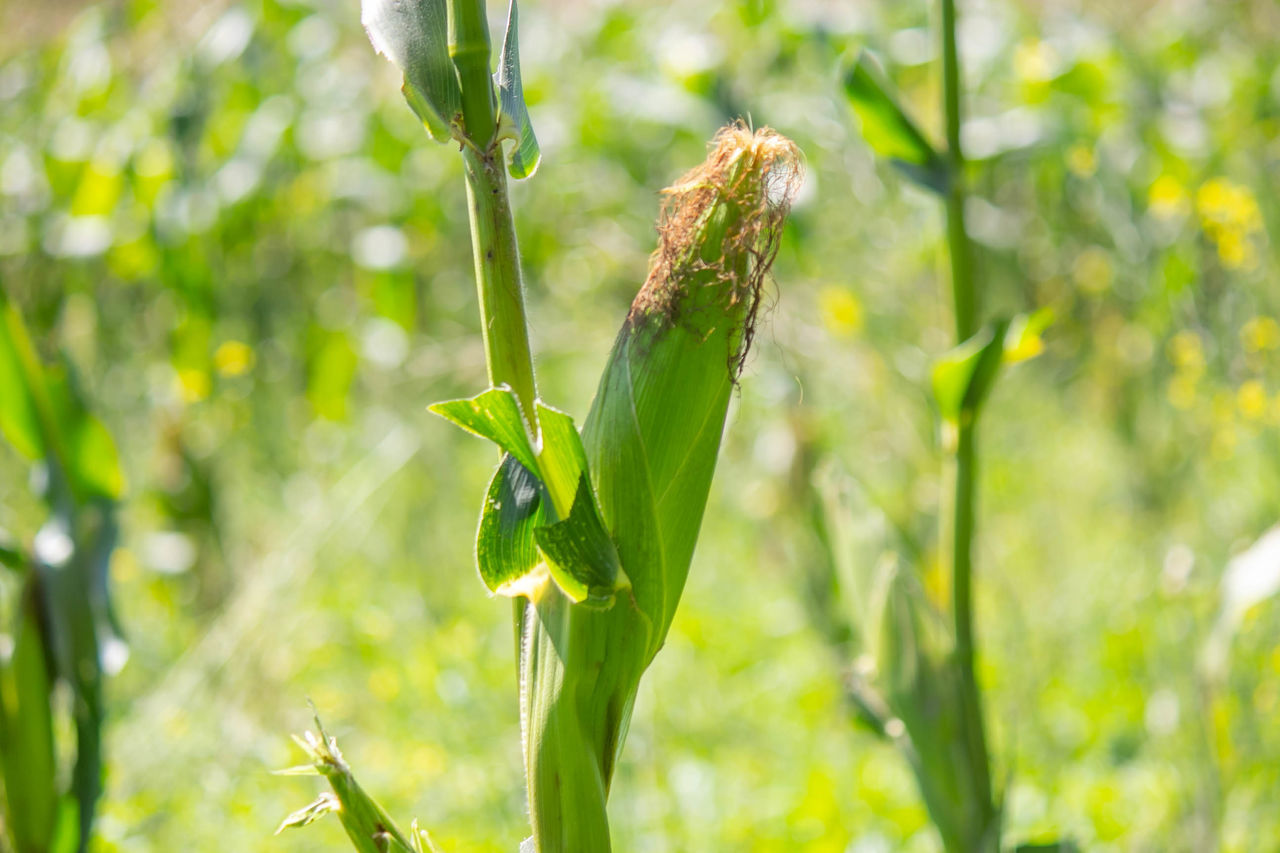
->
xmin=516 ymin=125 xmax=801 ymax=851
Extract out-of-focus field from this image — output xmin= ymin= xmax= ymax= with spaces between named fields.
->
xmin=1 ymin=0 xmax=1278 ymax=850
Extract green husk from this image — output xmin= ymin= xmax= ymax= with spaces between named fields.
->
xmin=276 ymin=718 xmax=419 ymax=853
xmin=520 ymin=125 xmax=801 ymax=852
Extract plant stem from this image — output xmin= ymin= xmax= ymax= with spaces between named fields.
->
xmin=447 ymin=0 xmax=538 ymax=419
xmin=941 ymin=0 xmax=975 ymax=342
xmin=448 ymin=0 xmax=497 ymax=148
xmin=445 ymin=3 xmax=564 ymax=844
xmin=461 ymin=148 xmax=539 ymax=418
xmin=940 ymin=0 xmax=996 ymax=847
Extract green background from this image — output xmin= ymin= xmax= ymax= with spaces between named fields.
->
xmin=1 ymin=0 xmax=1277 ymax=849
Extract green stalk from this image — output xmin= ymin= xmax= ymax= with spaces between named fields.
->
xmin=940 ymin=0 xmax=995 ymax=847
xmin=446 ymin=0 xmax=539 ymax=674
xmin=941 ymin=0 xmax=975 ymax=342
xmin=447 ymin=0 xmax=538 ymax=419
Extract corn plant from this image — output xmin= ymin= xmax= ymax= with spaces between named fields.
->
xmin=804 ymin=1 xmax=1068 ymax=851
xmin=280 ymin=1 xmax=800 ymax=849
xmin=0 ymin=288 xmax=127 ymax=853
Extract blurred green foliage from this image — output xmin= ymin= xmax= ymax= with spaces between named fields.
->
xmin=1 ymin=0 xmax=1278 ymax=850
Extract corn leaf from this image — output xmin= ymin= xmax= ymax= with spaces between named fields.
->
xmin=430 ymin=387 xmax=537 ymax=474
xmin=362 ymin=0 xmax=460 ymax=143
xmin=436 ymin=388 xmax=626 ymax=605
xmin=476 ymin=454 xmax=548 ymax=596
xmin=0 ymin=584 xmax=59 ymax=853
xmin=843 ymin=52 xmax=948 ymax=194
xmin=0 ymin=295 xmax=124 ymax=853
xmin=534 ymin=476 xmax=627 ymax=607
xmin=874 ymin=566 xmax=971 ymax=851
xmin=531 ymin=401 xmax=589 ymax=519
xmin=0 ymin=538 xmax=23 ymax=573
xmin=0 ymin=294 xmax=126 ymax=502
xmin=1003 ymin=308 xmax=1053 ymax=364
xmin=44 ymin=371 xmax=126 ymax=502
xmin=277 ymin=792 xmax=340 ymax=830
xmin=495 ymin=0 xmax=540 ymax=179
xmin=0 ymin=294 xmax=44 ymax=460
xmin=931 ymin=321 xmax=1008 ymax=424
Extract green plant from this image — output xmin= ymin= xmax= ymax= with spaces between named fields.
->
xmin=808 ymin=3 xmax=1068 ymax=851
xmin=0 ymin=289 xmax=126 ymax=853
xmin=280 ymin=1 xmax=800 ymax=849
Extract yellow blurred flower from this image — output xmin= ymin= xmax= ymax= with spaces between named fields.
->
xmin=1014 ymin=39 xmax=1058 ymax=82
xmin=214 ymin=340 xmax=256 ymax=377
xmin=1148 ymin=175 xmax=1190 ymax=220
xmin=1238 ymin=380 xmax=1268 ymax=421
xmin=819 ymin=286 xmax=864 ymax=337
xmin=1241 ymin=316 xmax=1280 ymax=352
xmin=110 ymin=547 xmax=140 ymax=584
xmin=1197 ymin=178 xmax=1261 ymax=232
xmin=1168 ymin=330 xmax=1205 ymax=374
xmin=1196 ymin=177 xmax=1263 ymax=270
xmin=1067 ymin=144 xmax=1096 ymax=178
xmin=1214 ymin=230 xmax=1254 ymax=270
xmin=176 ymin=367 xmax=210 ymax=403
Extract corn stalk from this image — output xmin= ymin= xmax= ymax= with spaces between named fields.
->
xmin=0 ymin=288 xmax=127 ymax=853
xmin=283 ymin=1 xmax=801 ymax=849
xmin=832 ymin=1 xmax=1062 ymax=850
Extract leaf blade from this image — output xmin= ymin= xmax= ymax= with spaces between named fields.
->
xmin=430 ymin=387 xmax=537 ymax=473
xmin=0 ymin=295 xmax=45 ymax=460
xmin=361 ymin=0 xmax=461 ymax=142
xmin=0 ymin=584 xmax=59 ymax=853
xmin=842 ymin=52 xmax=948 ymax=193
xmin=534 ymin=475 xmax=627 ymax=606
xmin=495 ymin=0 xmax=540 ymax=179
xmin=476 ymin=454 xmax=550 ymax=597
xmin=931 ymin=321 xmax=1008 ymax=424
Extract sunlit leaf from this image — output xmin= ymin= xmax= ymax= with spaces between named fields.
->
xmin=0 ymin=292 xmax=47 ymax=460
xmin=430 ymin=386 xmax=537 ymax=474
xmin=931 ymin=321 xmax=1008 ymax=424
xmin=495 ymin=0 xmax=540 ymax=179
xmin=1003 ymin=308 xmax=1053 ymax=364
xmin=362 ymin=0 xmax=460 ymax=142
xmin=437 ymin=390 xmax=626 ymax=604
xmin=0 ymin=583 xmax=59 ymax=852
xmin=842 ymin=52 xmax=948 ymax=193
xmin=307 ymin=330 xmax=359 ymax=421
xmin=476 ymin=454 xmax=549 ymax=597
xmin=531 ymin=401 xmax=588 ymax=518
xmin=276 ymin=792 xmax=340 ymax=831
xmin=535 ymin=475 xmax=627 ymax=606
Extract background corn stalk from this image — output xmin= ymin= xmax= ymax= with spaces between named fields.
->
xmin=808 ymin=1 xmax=1070 ymax=851
xmin=0 ymin=289 xmax=126 ymax=853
